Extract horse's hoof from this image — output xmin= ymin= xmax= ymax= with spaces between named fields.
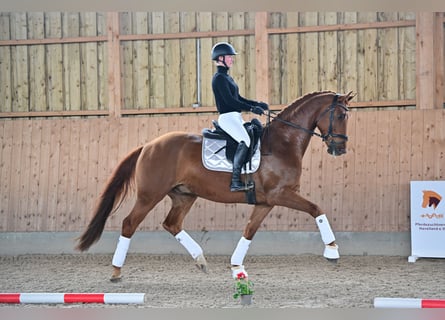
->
xmin=326 ymin=258 xmax=338 ymax=264
xmin=323 ymin=244 xmax=340 ymax=260
xmin=195 ymin=254 xmax=208 ymax=273
xmin=110 ymin=275 xmax=122 ymax=283
xmin=231 ymin=265 xmax=248 ymax=279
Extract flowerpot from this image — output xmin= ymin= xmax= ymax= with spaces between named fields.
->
xmin=240 ymin=294 xmax=253 ymax=306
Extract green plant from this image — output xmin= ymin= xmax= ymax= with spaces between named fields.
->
xmin=233 ymin=272 xmax=254 ymax=299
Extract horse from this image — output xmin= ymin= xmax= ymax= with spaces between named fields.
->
xmin=76 ymin=90 xmax=355 ymax=282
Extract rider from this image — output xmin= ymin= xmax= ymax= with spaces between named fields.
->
xmin=211 ymin=42 xmax=269 ymax=192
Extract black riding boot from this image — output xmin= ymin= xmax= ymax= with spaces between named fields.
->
xmin=230 ymin=141 xmax=249 ymax=192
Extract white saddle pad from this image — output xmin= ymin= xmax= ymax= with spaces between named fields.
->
xmin=202 ymin=138 xmax=261 ymax=173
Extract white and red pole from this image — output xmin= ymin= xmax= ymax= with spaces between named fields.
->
xmin=0 ymin=293 xmax=145 ymax=304
xmin=374 ymin=297 xmax=445 ymax=308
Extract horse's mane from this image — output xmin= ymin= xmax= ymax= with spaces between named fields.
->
xmin=276 ymin=90 xmax=335 ymax=121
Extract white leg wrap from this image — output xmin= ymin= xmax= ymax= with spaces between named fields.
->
xmin=315 ymin=214 xmax=336 ymax=244
xmin=112 ymin=235 xmax=131 ymax=268
xmin=231 ymin=236 xmax=251 ymax=266
xmin=175 ymin=230 xmax=203 ymax=259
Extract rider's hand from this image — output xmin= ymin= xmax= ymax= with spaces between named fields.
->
xmin=257 ymin=102 xmax=269 ymax=110
xmin=250 ymin=106 xmax=264 ymax=115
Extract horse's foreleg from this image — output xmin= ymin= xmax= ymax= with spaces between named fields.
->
xmin=315 ymin=214 xmax=339 ymax=261
xmin=230 ymin=205 xmax=273 ymax=278
xmin=163 ymin=192 xmax=208 ymax=272
xmin=272 ymin=189 xmax=339 ymax=261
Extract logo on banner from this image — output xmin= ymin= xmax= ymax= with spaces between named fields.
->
xmin=420 ymin=190 xmax=443 ymax=219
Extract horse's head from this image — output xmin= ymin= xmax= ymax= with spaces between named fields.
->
xmin=315 ymin=91 xmax=355 ymax=156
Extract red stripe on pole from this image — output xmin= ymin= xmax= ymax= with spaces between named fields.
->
xmin=421 ymin=299 xmax=445 ymax=308
xmin=0 ymin=293 xmax=20 ymax=303
xmin=64 ymin=293 xmax=105 ymax=303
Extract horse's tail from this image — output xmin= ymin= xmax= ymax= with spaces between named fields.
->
xmin=76 ymin=146 xmax=144 ymax=251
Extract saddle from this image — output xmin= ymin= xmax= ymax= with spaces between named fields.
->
xmin=201 ymin=119 xmax=263 ymax=205
xmin=202 ymin=118 xmax=263 ymax=170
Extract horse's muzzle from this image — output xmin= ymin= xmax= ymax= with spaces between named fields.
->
xmin=327 ymin=140 xmax=347 ymax=156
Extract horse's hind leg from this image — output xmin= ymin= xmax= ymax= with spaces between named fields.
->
xmin=162 ymin=190 xmax=208 ymax=272
xmin=110 ymin=195 xmax=161 ymax=282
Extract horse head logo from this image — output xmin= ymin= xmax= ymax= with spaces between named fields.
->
xmin=421 ymin=190 xmax=442 ymax=210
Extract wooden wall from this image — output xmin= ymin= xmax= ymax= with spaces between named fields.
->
xmin=0 ymin=12 xmax=444 ymax=234
xmin=1 ymin=109 xmax=444 ymax=233
xmin=1 ymin=12 xmax=443 ymax=116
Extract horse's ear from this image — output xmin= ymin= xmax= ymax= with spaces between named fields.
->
xmin=345 ymin=91 xmax=357 ymax=102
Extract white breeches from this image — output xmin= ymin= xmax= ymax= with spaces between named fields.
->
xmin=218 ymin=112 xmax=251 ymax=147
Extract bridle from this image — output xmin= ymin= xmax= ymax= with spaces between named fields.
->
xmin=266 ymin=94 xmax=349 ymax=143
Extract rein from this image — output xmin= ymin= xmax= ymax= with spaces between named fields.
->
xmin=266 ymin=94 xmax=349 ymax=142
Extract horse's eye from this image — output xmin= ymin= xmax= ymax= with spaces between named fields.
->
xmin=338 ymin=113 xmax=347 ymax=120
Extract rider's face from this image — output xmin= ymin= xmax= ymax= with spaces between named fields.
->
xmin=220 ymin=55 xmax=234 ymax=67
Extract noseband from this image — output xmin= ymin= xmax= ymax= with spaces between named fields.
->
xmin=268 ymin=94 xmax=349 ymax=142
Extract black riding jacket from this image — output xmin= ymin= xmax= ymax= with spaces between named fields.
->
xmin=212 ymin=66 xmax=260 ymax=114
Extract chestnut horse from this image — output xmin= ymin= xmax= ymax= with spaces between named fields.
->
xmin=77 ymin=90 xmax=354 ymax=281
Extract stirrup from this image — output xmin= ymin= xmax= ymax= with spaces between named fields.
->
xmin=230 ymin=182 xmax=253 ymax=192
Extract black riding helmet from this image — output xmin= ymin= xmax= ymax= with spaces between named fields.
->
xmin=211 ymin=42 xmax=237 ymax=61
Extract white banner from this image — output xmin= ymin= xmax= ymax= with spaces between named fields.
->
xmin=409 ymin=181 xmax=445 ymax=262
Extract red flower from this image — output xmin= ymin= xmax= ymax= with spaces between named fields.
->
xmin=236 ymin=272 xmax=247 ymax=280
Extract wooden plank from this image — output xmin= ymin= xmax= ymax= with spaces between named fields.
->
xmin=351 ymin=111 xmax=367 ymax=231
xmin=0 ymin=13 xmax=12 ymax=112
xmin=120 ymin=12 xmax=134 ymax=109
xmin=46 ymin=119 xmax=61 ymax=231
xmin=7 ymin=120 xmax=24 ymax=231
xmin=375 ymin=111 xmax=391 ymax=231
xmin=165 ymin=12 xmax=181 ymax=108
xmin=285 ymin=12 xmax=301 ymax=102
xmin=150 ymin=12 xmax=165 ymax=108
xmin=180 ymin=12 xmax=197 ymax=107
xmin=28 ymin=13 xmax=47 ymax=112
xmin=55 ymin=119 xmax=71 ymax=230
xmin=10 ymin=13 xmax=29 ymax=112
xmin=107 ymin=12 xmax=121 ymax=117
xmin=300 ymin=12 xmax=319 ymax=93
xmin=18 ymin=120 xmax=33 ymax=231
xmin=338 ymin=12 xmax=358 ymax=100
xmin=254 ymin=12 xmax=269 ymax=103
xmin=244 ymin=13 xmax=256 ymax=100
xmin=85 ymin=118 xmax=101 ymax=227
xmin=422 ymin=110 xmax=438 ymax=180
xmin=66 ymin=119 xmax=81 ymax=231
xmin=340 ymin=108 xmax=357 ymax=231
xmin=230 ymin=12 xmax=247 ymax=100
xmin=398 ymin=12 xmax=416 ymax=101
xmin=80 ymin=13 xmax=99 ymax=110
xmin=357 ymin=12 xmax=378 ymax=102
xmin=197 ymin=12 xmax=213 ymax=108
xmin=416 ymin=13 xmax=436 ymax=109
xmin=36 ymin=120 xmax=51 ymax=231
xmin=319 ymin=12 xmax=339 ymax=92
xmin=268 ymin=12 xmax=283 ymax=105
xmin=96 ymin=13 xmax=107 ymax=110
xmin=133 ymin=12 xmax=149 ymax=109
xmin=410 ymin=109 xmax=424 ymax=180
xmin=45 ymin=12 xmax=64 ymax=112
xmin=377 ymin=13 xmax=399 ymax=102
xmin=0 ymin=120 xmax=13 ymax=230
xmin=397 ymin=110 xmax=412 ymax=231
xmin=386 ymin=111 xmax=402 ymax=230
xmin=62 ymin=12 xmax=81 ymax=111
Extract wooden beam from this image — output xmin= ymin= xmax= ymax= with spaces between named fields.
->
xmin=416 ymin=12 xmax=441 ymax=109
xmin=255 ymin=12 xmax=269 ymax=103
xmin=107 ymin=12 xmax=122 ymax=117
xmin=434 ymin=12 xmax=444 ymax=107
